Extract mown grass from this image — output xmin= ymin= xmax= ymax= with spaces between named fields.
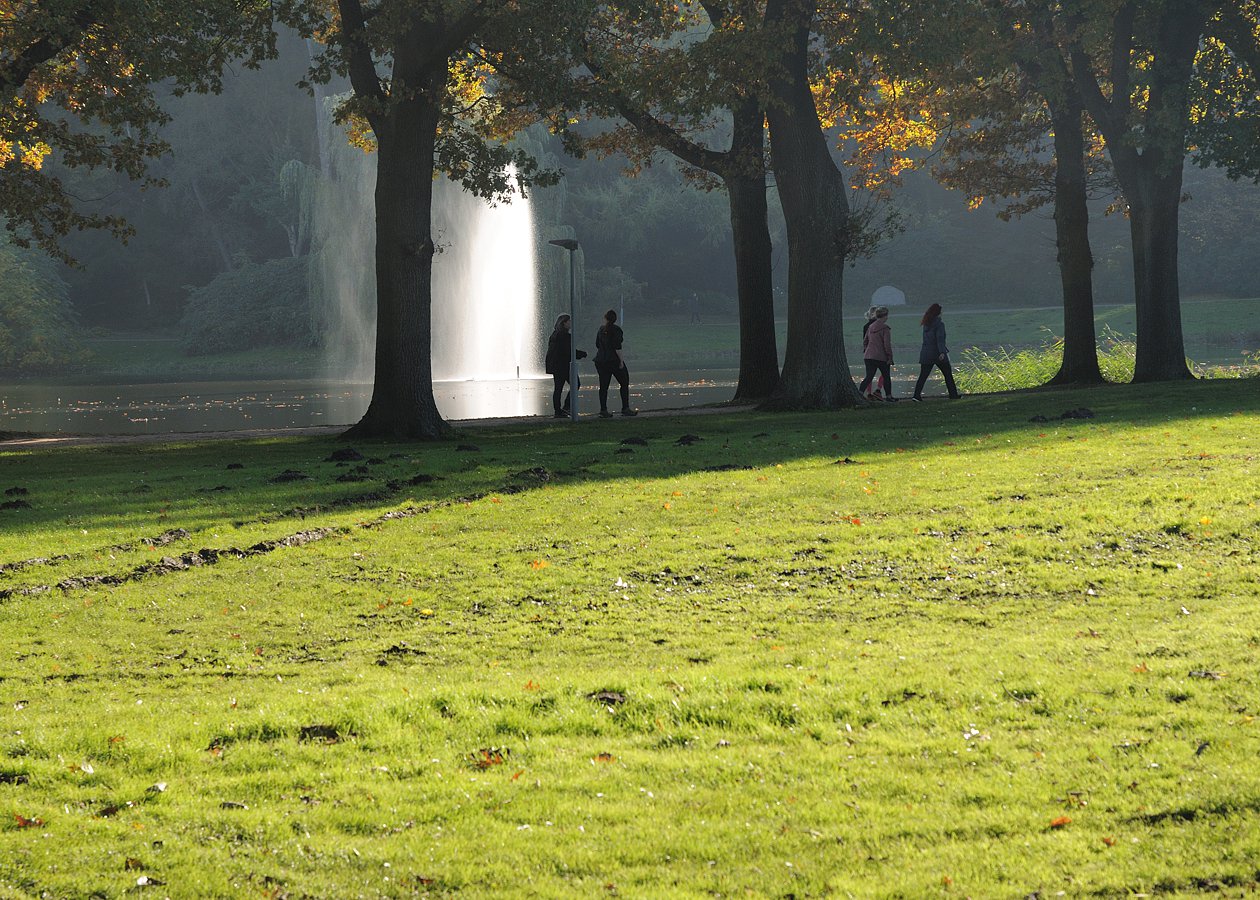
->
xmin=2 ymin=381 xmax=1260 ymax=897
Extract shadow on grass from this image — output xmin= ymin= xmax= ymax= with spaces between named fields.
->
xmin=1 ymin=379 xmax=1257 ymax=563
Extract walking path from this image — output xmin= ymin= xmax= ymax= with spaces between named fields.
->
xmin=0 ymin=404 xmax=755 ymax=450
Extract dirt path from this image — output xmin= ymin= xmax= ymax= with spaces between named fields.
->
xmin=0 ymin=405 xmax=753 ymax=450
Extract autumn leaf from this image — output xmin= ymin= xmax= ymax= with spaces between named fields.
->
xmin=523 ymin=679 xmax=540 ymax=691
xmin=13 ymin=813 xmax=44 ymax=828
xmin=1133 ymin=662 xmax=1149 ymax=673
xmin=469 ymin=747 xmax=508 ymax=769
xmin=1048 ymin=816 xmax=1072 ymax=829
xmin=1101 ymin=836 xmax=1117 ymax=847
xmin=530 ymin=559 xmax=549 ymax=570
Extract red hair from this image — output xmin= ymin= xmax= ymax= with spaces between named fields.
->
xmin=920 ymin=303 xmax=942 ymax=326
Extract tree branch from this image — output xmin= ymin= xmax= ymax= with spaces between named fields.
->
xmin=0 ymin=3 xmax=98 ymax=96
xmin=336 ymin=0 xmax=387 ymax=131
xmin=581 ymin=52 xmax=730 ymax=176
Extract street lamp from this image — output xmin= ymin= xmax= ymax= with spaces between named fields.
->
xmin=548 ymin=238 xmax=580 ymax=422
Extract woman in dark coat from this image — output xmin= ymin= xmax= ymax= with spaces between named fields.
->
xmin=594 ymin=309 xmax=636 ymax=417
xmin=912 ymin=303 xmax=960 ymax=401
xmin=544 ymin=315 xmax=585 ymax=417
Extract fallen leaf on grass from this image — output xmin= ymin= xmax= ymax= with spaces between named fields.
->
xmin=1048 ymin=816 xmax=1072 ymax=829
xmin=1102 ymin=836 xmax=1117 ymax=847
xmin=13 ymin=813 xmax=43 ymax=828
xmin=1133 ymin=662 xmax=1149 ymax=673
xmin=530 ymin=559 xmax=549 ymax=570
xmin=593 ymin=753 xmax=615 ymax=764
xmin=511 ymin=770 xmax=525 ymax=781
xmin=469 ymin=747 xmax=509 ymax=769
xmin=108 ymin=735 xmax=126 ymax=744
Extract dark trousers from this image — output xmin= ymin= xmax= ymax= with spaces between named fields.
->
xmin=858 ymin=360 xmax=893 ymax=397
xmin=914 ymin=358 xmax=959 ymax=398
xmin=552 ymin=372 xmax=576 ymax=413
xmin=596 ymin=362 xmax=630 ymax=411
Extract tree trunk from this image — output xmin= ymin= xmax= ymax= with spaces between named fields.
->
xmin=345 ymin=80 xmax=451 ymax=439
xmin=1126 ymin=165 xmax=1193 ymax=382
xmin=1046 ymin=98 xmax=1103 ymax=385
xmin=726 ymin=168 xmax=779 ymax=401
xmin=1067 ymin=0 xmax=1204 ymax=383
xmin=761 ymin=0 xmax=861 ymax=409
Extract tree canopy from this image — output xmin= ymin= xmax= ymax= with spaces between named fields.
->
xmin=0 ymin=0 xmax=274 ymax=259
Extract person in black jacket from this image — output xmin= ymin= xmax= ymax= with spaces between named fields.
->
xmin=544 ymin=315 xmax=586 ymax=417
xmin=594 ymin=309 xmax=637 ymax=417
xmin=912 ymin=303 xmax=961 ymax=401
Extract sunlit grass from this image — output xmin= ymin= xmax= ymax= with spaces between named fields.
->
xmin=2 ymin=381 xmax=1260 ymax=896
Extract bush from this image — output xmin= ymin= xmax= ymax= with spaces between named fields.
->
xmin=0 ymin=240 xmax=89 ymax=373
xmin=179 ymin=257 xmax=315 ymax=355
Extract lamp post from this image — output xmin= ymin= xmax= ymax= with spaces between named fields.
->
xmin=548 ymin=238 xmax=580 ymax=422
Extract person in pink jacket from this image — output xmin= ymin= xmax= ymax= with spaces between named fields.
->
xmin=858 ymin=307 xmax=896 ymax=401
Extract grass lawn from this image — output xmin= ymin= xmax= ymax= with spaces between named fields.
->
xmin=2 ymin=380 xmax=1260 ymax=897
xmin=629 ymin=297 xmax=1260 ymax=369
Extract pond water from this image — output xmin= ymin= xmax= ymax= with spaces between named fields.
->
xmin=0 ymin=370 xmax=754 ymax=436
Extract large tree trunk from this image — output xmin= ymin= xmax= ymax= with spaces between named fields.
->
xmin=1046 ymin=98 xmax=1103 ymax=385
xmin=1067 ymin=0 xmax=1203 ymax=383
xmin=345 ymin=78 xmax=450 ymax=439
xmin=762 ymin=0 xmax=862 ymax=409
xmin=726 ymin=101 xmax=779 ymax=400
xmin=1125 ymin=165 xmax=1193 ymax=382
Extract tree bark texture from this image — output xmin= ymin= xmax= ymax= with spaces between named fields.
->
xmin=345 ymin=64 xmax=451 ymax=439
xmin=1124 ymin=170 xmax=1192 ymax=381
xmin=726 ymin=100 xmax=780 ymax=401
xmin=762 ymin=0 xmax=862 ymax=409
xmin=1046 ymin=97 xmax=1103 ymax=385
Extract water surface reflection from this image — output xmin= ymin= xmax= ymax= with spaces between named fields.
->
xmin=0 ymin=370 xmax=749 ymax=435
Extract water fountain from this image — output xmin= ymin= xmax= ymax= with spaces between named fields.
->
xmin=311 ymin=134 xmax=543 ymax=419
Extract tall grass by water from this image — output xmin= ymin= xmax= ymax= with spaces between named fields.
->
xmin=956 ymin=327 xmax=1260 ymax=393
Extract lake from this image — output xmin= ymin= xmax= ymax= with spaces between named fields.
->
xmin=0 ymin=370 xmax=757 ymax=436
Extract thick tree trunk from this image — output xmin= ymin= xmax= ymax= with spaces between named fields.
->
xmin=761 ymin=0 xmax=862 ymax=409
xmin=345 ymin=85 xmax=450 ymax=439
xmin=727 ymin=169 xmax=779 ymax=400
xmin=1067 ymin=0 xmax=1204 ymax=383
xmin=1046 ymin=99 xmax=1103 ymax=385
xmin=1126 ymin=166 xmax=1193 ymax=382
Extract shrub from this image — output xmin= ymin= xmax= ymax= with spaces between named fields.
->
xmin=0 ymin=240 xmax=89 ymax=373
xmin=178 ymin=257 xmax=315 ymax=355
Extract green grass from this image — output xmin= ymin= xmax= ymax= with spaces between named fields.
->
xmin=629 ymin=297 xmax=1260 ymax=369
xmin=3 ymin=382 xmax=1260 ymax=896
